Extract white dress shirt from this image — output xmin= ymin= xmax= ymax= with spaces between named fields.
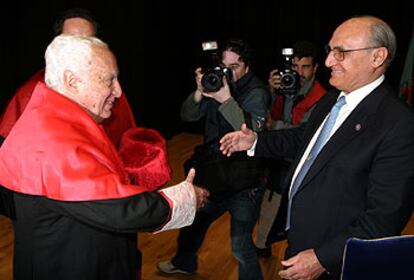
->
xmin=288 ymin=75 xmax=384 ymax=195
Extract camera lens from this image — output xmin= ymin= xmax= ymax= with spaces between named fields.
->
xmin=280 ymin=72 xmax=296 ymax=89
xmin=201 ymin=68 xmax=225 ymax=92
xmin=205 ymin=74 xmax=220 ymax=87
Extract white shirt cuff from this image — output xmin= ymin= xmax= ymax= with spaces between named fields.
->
xmin=155 ymin=181 xmax=196 ymax=233
xmin=247 ymin=133 xmax=258 ymax=156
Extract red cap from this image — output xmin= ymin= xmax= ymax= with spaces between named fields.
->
xmin=118 ymin=127 xmax=171 ymax=191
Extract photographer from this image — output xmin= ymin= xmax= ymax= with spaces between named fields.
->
xmin=157 ymin=38 xmax=269 ymax=280
xmin=256 ymin=41 xmax=327 ymax=257
xmin=268 ymin=40 xmax=326 ymax=129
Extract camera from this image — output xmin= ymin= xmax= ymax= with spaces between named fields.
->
xmin=278 ymin=48 xmax=300 ymax=96
xmin=198 ymin=40 xmax=233 ymax=93
xmin=201 ymin=66 xmax=232 ymax=92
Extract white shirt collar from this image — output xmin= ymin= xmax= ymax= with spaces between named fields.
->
xmin=339 ymin=75 xmax=385 ymax=112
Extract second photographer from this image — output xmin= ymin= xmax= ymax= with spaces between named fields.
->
xmin=268 ymin=41 xmax=326 ymax=129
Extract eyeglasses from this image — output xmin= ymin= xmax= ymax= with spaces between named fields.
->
xmin=325 ymin=45 xmax=382 ymax=61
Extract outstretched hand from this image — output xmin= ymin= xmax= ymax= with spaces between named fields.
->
xmin=186 ymin=168 xmax=209 ymax=209
xmin=219 ymin=123 xmax=257 ymax=156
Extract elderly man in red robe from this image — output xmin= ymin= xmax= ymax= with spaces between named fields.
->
xmin=0 ymin=9 xmax=169 ymax=221
xmin=0 ymin=34 xmax=209 ymax=280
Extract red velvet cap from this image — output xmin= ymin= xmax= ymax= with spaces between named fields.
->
xmin=118 ymin=127 xmax=171 ymax=191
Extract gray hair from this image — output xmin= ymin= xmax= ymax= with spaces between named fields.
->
xmin=353 ymin=15 xmax=396 ymax=68
xmin=45 ymin=35 xmax=108 ymax=92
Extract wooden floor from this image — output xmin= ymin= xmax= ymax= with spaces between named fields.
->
xmin=1 ymin=132 xmax=413 ymax=279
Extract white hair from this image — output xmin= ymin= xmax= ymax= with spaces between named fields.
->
xmin=44 ymin=35 xmax=108 ymax=92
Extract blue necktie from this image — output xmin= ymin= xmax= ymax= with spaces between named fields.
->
xmin=286 ymin=96 xmax=346 ymax=230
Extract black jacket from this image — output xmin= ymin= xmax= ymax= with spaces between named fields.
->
xmin=261 ymin=82 xmax=414 ymax=278
xmin=181 ymin=71 xmax=269 ymax=199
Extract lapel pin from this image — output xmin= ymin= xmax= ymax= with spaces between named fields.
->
xmin=355 ymin=124 xmax=361 ymax=131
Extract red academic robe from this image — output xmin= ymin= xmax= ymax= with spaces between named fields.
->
xmin=0 ymin=68 xmax=136 ymax=148
xmin=0 ymin=69 xmax=171 ymax=190
xmin=0 ymin=82 xmax=174 ymax=280
xmin=0 ymin=82 xmax=159 ymax=200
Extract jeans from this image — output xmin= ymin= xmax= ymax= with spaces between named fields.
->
xmin=172 ymin=186 xmax=264 ymax=280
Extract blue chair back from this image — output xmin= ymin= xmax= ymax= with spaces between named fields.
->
xmin=341 ymin=235 xmax=414 ymax=280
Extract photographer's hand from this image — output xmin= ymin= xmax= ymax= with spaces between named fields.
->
xmin=193 ymin=67 xmax=204 ymax=103
xmin=268 ymin=69 xmax=281 ymax=93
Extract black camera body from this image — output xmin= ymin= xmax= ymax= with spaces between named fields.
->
xmin=278 ymin=48 xmax=300 ymax=96
xmin=198 ymin=40 xmax=233 ymax=93
xmin=201 ymin=66 xmax=232 ymax=92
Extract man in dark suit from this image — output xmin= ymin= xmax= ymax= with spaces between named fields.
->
xmin=220 ymin=15 xmax=414 ymax=279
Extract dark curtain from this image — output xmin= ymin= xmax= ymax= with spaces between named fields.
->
xmin=0 ymin=0 xmax=411 ymax=137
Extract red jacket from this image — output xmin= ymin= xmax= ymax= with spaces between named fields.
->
xmin=271 ymin=80 xmax=326 ymax=125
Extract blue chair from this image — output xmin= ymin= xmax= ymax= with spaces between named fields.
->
xmin=341 ymin=235 xmax=414 ymax=280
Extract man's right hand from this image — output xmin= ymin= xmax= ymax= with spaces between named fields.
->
xmin=219 ymin=123 xmax=257 ymax=156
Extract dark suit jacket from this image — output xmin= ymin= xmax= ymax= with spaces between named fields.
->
xmin=0 ymin=134 xmax=15 ymax=219
xmin=257 ymin=81 xmax=414 ymax=278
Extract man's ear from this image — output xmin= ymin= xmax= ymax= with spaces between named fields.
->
xmin=372 ymin=47 xmax=387 ymax=67
xmin=63 ymin=70 xmax=81 ymax=92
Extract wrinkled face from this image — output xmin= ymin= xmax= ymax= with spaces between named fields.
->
xmin=292 ymin=56 xmax=318 ymax=86
xmin=75 ymin=46 xmax=122 ymax=121
xmin=62 ymin=18 xmax=96 ymax=36
xmin=221 ymin=50 xmax=249 ymax=82
xmin=325 ymin=19 xmax=382 ymax=93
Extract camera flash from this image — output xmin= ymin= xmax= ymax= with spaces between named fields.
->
xmin=202 ymin=41 xmax=218 ymax=51
xmin=281 ymin=48 xmax=294 ymax=56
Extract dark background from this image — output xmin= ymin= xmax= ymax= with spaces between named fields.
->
xmin=0 ymin=0 xmax=412 ymax=138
